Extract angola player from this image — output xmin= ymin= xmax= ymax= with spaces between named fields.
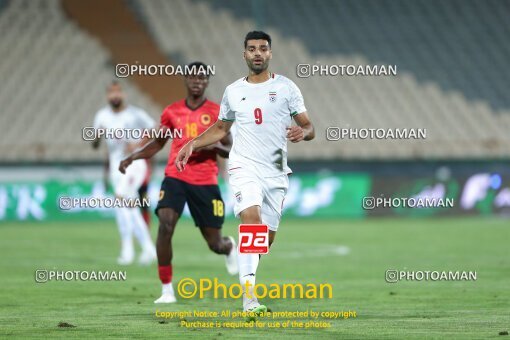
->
xmin=119 ymin=62 xmax=237 ymax=304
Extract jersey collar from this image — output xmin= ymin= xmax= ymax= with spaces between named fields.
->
xmin=185 ymin=98 xmax=207 ymax=111
xmin=244 ymin=72 xmax=276 ymax=84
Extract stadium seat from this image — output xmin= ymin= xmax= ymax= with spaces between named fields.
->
xmin=0 ymin=0 xmax=162 ymax=162
xmin=130 ymin=0 xmax=510 ymax=160
xmin=1 ymin=0 xmax=509 ymax=161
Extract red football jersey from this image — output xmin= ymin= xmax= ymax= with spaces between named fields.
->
xmin=160 ymin=99 xmax=220 ymax=185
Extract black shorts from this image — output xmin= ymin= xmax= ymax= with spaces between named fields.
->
xmin=155 ymin=177 xmax=225 ymax=228
xmin=138 ymin=183 xmax=149 ymax=212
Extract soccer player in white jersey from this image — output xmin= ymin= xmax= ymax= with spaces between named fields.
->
xmin=92 ymin=81 xmax=157 ymax=265
xmin=175 ymin=31 xmax=315 ymax=314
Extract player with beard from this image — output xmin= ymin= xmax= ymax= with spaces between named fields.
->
xmin=119 ymin=62 xmax=238 ymax=304
xmin=175 ymin=32 xmax=315 ymax=316
xmin=92 ymin=81 xmax=157 ymax=265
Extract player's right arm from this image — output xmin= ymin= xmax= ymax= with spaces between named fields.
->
xmin=92 ymin=138 xmax=101 ymax=149
xmin=118 ymin=134 xmax=168 ymax=174
xmin=176 ymin=88 xmax=234 ymax=171
xmin=119 ymin=106 xmax=172 ymax=174
xmin=175 ymin=119 xmax=233 ymax=172
xmin=91 ymin=110 xmax=103 ymax=150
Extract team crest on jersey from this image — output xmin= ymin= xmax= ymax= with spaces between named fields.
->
xmin=235 ymin=191 xmax=242 ymax=203
xmin=269 ymin=91 xmax=277 ymax=103
xmin=200 ymin=113 xmax=211 ymax=125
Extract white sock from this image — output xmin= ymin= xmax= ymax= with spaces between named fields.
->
xmin=162 ymin=282 xmax=174 ymax=295
xmin=115 ymin=207 xmax=134 ymax=258
xmin=238 ymin=253 xmax=259 ymax=308
xmin=125 ymin=207 xmax=155 ymax=253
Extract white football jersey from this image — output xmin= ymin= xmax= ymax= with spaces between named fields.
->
xmin=93 ymin=105 xmax=155 ymax=171
xmin=219 ymin=74 xmax=306 ymax=176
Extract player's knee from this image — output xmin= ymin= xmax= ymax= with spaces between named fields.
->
xmin=240 ymin=208 xmax=262 ymax=224
xmin=157 ymin=210 xmax=178 ymax=236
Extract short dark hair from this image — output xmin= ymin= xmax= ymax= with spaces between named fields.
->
xmin=186 ymin=61 xmax=211 ymax=77
xmin=244 ymin=31 xmax=271 ymax=49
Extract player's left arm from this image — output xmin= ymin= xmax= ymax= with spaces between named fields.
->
xmin=91 ymin=110 xmax=103 ymax=149
xmin=103 ymin=154 xmax=110 ymax=189
xmin=287 ymin=112 xmax=315 ymax=143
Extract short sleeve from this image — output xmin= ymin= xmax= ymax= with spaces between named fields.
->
xmin=288 ymin=81 xmax=307 ymax=117
xmin=160 ymin=107 xmax=173 ymax=130
xmin=218 ymin=88 xmax=235 ymax=121
xmin=136 ymin=109 xmax=155 ymax=129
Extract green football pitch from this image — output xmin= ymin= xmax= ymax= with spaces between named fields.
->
xmin=0 ymin=217 xmax=508 ymax=339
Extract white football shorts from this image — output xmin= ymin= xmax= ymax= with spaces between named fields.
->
xmin=110 ymin=159 xmax=147 ymax=199
xmin=228 ymin=167 xmax=289 ymax=231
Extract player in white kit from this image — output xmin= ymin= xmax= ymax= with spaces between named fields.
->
xmin=175 ymin=31 xmax=315 ymax=315
xmin=92 ymin=81 xmax=157 ymax=265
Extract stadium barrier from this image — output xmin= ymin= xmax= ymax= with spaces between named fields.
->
xmin=0 ymin=173 xmax=370 ymax=221
xmin=1 ymin=164 xmax=509 ymax=221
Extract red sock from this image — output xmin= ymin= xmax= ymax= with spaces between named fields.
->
xmin=142 ymin=210 xmax=151 ymax=227
xmin=158 ymin=265 xmax=172 ymax=284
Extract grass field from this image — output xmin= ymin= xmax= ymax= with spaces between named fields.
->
xmin=0 ymin=217 xmax=508 ymax=339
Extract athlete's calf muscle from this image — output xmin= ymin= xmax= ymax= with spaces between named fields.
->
xmin=269 ymin=230 xmax=276 ymax=247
